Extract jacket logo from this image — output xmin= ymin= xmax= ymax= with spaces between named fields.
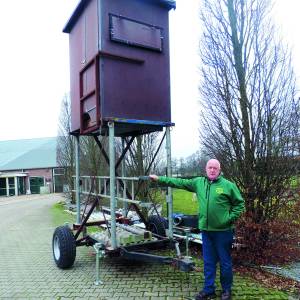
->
xmin=216 ymin=187 xmax=223 ymax=194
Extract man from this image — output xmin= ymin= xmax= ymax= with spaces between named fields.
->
xmin=149 ymin=159 xmax=244 ymax=300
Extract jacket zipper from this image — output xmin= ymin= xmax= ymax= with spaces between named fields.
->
xmin=205 ymin=180 xmax=211 ymax=229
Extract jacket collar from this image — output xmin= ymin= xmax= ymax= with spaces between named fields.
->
xmin=206 ymin=175 xmax=222 ymax=184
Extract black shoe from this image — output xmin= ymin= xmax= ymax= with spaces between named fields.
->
xmin=195 ymin=291 xmax=217 ymax=300
xmin=221 ymin=290 xmax=232 ymax=300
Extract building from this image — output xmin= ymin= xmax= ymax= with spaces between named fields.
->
xmin=0 ymin=137 xmax=64 ymax=196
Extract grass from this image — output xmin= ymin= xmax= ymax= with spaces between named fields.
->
xmin=50 ymin=201 xmax=103 ymax=233
xmin=50 ymin=201 xmax=76 ymax=227
xmin=172 ymin=189 xmax=198 ymax=214
xmin=161 ymin=189 xmax=198 ymax=216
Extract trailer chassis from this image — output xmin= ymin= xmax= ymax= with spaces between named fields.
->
xmin=52 ymin=123 xmax=196 ymax=284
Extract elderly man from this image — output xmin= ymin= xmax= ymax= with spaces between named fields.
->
xmin=150 ymin=159 xmax=244 ymax=300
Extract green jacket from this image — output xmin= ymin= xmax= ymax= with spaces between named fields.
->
xmin=158 ymin=176 xmax=245 ymax=231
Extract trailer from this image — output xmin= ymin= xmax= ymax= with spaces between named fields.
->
xmin=52 ymin=132 xmax=197 ymax=284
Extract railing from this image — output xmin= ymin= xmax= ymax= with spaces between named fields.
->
xmin=72 ymin=176 xmax=143 ymax=205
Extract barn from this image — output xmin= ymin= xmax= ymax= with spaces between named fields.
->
xmin=0 ymin=137 xmax=64 ymax=196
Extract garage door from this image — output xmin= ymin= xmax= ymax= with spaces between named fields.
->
xmin=30 ymin=177 xmax=44 ymax=194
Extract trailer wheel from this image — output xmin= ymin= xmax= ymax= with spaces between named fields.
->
xmin=148 ymin=215 xmax=167 ymax=236
xmin=52 ymin=226 xmax=76 ymax=269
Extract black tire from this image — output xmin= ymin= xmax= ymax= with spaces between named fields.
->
xmin=52 ymin=226 xmax=76 ymax=269
xmin=148 ymin=215 xmax=168 ymax=237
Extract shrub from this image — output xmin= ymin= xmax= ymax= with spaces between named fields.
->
xmin=233 ymin=202 xmax=300 ymax=265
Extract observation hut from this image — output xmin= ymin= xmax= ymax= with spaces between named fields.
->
xmin=52 ymin=0 xmax=196 ymax=284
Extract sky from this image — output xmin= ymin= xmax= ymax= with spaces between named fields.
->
xmin=0 ymin=0 xmax=299 ymax=159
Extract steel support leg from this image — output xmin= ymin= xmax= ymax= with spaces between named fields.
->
xmin=185 ymin=229 xmax=191 ymax=257
xmin=75 ymin=135 xmax=81 ymax=225
xmin=166 ymin=127 xmax=173 ymax=238
xmin=94 ymin=243 xmax=105 ymax=285
xmin=121 ymin=138 xmax=128 ymax=215
xmin=109 ymin=122 xmax=117 ymax=249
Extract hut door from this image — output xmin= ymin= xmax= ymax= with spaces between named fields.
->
xmin=79 ymin=55 xmax=100 ymax=134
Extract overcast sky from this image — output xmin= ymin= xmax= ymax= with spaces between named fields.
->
xmin=0 ymin=0 xmax=299 ymax=159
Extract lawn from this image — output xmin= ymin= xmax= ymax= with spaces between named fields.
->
xmin=50 ymin=201 xmax=76 ymax=226
xmin=169 ymin=189 xmax=198 ymax=215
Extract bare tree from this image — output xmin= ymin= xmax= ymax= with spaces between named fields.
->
xmin=57 ymin=96 xmax=112 ymax=206
xmin=199 ymin=0 xmax=299 ymax=223
xmin=80 ymin=136 xmax=109 ymax=177
xmin=184 ymin=151 xmax=207 ymax=176
xmin=172 ymin=151 xmax=207 ymax=177
xmin=124 ymin=132 xmax=165 ymax=177
xmin=56 ymin=93 xmax=75 ymax=199
xmin=118 ymin=132 xmax=165 ymax=205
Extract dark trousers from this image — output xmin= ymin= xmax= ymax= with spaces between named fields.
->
xmin=202 ymin=230 xmax=234 ymax=293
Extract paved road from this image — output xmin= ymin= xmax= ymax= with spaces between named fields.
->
xmin=0 ymin=194 xmax=292 ymax=300
xmin=0 ymin=194 xmax=204 ymax=300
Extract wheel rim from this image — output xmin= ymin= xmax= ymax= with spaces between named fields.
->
xmin=53 ymin=235 xmax=61 ymax=260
